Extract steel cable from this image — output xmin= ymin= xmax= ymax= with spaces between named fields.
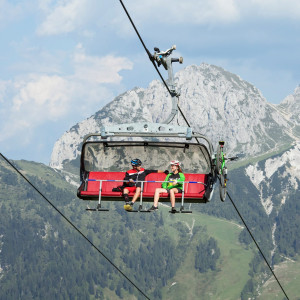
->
xmin=0 ymin=153 xmax=150 ymax=300
xmin=227 ymin=191 xmax=289 ymax=300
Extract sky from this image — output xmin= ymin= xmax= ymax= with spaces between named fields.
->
xmin=0 ymin=0 xmax=299 ymax=165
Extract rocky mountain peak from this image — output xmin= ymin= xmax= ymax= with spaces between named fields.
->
xmin=276 ymin=84 xmax=300 ymax=136
xmin=49 ymin=63 xmax=296 ymax=171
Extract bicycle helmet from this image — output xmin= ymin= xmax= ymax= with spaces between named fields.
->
xmin=131 ymin=159 xmax=142 ymax=166
xmin=170 ymin=160 xmax=180 ymax=166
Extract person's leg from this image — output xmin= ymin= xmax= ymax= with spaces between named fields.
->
xmin=153 ymin=188 xmax=167 ymax=207
xmin=131 ymin=187 xmax=141 ymax=204
xmin=123 ymin=188 xmax=130 ymax=203
xmin=169 ymin=188 xmax=178 ymax=208
xmin=124 ymin=187 xmax=138 ymax=211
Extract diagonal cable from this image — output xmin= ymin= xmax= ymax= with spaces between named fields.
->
xmin=0 ymin=153 xmax=150 ymax=300
xmin=119 ymin=0 xmax=172 ymax=95
xmin=226 ymin=191 xmax=289 ymax=300
xmin=119 ymin=0 xmax=190 ymax=128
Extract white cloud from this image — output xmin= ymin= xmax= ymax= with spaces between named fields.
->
xmin=35 ymin=0 xmax=300 ymax=37
xmin=133 ymin=0 xmax=240 ymax=24
xmin=36 ymin=0 xmax=240 ymax=38
xmin=118 ymin=0 xmax=300 ymax=30
xmin=73 ymin=44 xmax=133 ymax=84
xmin=37 ymin=0 xmax=90 ymax=35
xmin=0 ymin=73 xmax=111 ymax=143
xmin=247 ymin=0 xmax=300 ymax=18
xmin=0 ymin=45 xmax=133 ymax=145
xmin=12 ymin=74 xmax=70 ymax=119
xmin=0 ymin=75 xmax=71 ymax=143
xmin=0 ymin=79 xmax=9 ymax=103
xmin=0 ymin=0 xmax=24 ymax=28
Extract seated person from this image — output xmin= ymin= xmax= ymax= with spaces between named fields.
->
xmin=148 ymin=160 xmax=185 ymax=212
xmin=123 ymin=158 xmax=168 ymax=211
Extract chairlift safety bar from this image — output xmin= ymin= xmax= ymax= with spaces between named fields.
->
xmin=88 ymin=178 xmax=206 ymax=211
xmin=87 ymin=179 xmax=207 ymax=185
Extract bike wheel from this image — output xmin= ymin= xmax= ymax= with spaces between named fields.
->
xmin=219 ymin=173 xmax=227 ymax=202
xmin=216 ymin=144 xmax=223 ymax=175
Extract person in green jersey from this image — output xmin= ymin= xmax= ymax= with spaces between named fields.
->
xmin=148 ymin=160 xmax=185 ymax=213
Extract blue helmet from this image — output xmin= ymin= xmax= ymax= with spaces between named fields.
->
xmin=131 ymin=159 xmax=142 ymax=166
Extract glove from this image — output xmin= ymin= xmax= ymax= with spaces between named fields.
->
xmin=164 ymin=170 xmax=169 ymax=175
xmin=112 ymin=186 xmax=124 ymax=192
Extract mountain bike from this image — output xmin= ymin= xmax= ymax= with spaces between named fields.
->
xmin=215 ymin=141 xmax=238 ymax=201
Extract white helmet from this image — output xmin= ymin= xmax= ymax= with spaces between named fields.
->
xmin=170 ymin=160 xmax=180 ymax=166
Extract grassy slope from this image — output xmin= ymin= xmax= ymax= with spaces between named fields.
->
xmin=14 ymin=159 xmax=75 ymax=191
xmin=2 ymin=158 xmax=299 ymax=299
xmin=258 ymin=256 xmax=300 ymax=300
xmin=157 ymin=206 xmax=253 ymax=300
xmin=0 ymin=158 xmax=253 ymax=299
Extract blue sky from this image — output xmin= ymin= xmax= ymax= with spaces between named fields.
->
xmin=0 ymin=0 xmax=299 ymax=164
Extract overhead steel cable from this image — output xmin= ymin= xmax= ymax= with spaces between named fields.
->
xmin=119 ymin=0 xmax=189 ymax=127
xmin=0 ymin=153 xmax=150 ymax=300
xmin=118 ymin=0 xmax=209 ymax=168
xmin=119 ymin=0 xmax=173 ymax=96
xmin=227 ymin=191 xmax=290 ymax=300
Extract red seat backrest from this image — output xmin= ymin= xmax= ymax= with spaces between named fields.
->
xmin=185 ymin=174 xmax=207 ymax=195
xmin=87 ymin=172 xmax=125 ymax=192
xmin=143 ymin=173 xmax=166 ymax=193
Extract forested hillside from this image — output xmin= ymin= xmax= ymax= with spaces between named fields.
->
xmin=0 ymin=158 xmax=299 ymax=299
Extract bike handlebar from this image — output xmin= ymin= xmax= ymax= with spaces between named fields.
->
xmin=227 ymin=156 xmax=239 ymax=161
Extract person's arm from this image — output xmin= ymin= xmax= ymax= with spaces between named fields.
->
xmin=177 ymin=173 xmax=185 ymax=189
xmin=145 ymin=169 xmax=169 ymax=176
xmin=157 ymin=170 xmax=169 ymax=174
xmin=123 ymin=172 xmax=130 ymax=186
xmin=178 ymin=173 xmax=185 ymax=183
xmin=162 ymin=174 xmax=170 ymax=189
xmin=145 ymin=169 xmax=158 ymax=176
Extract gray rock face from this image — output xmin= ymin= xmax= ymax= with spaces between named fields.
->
xmin=245 ymin=142 xmax=300 ymax=216
xmin=276 ymin=85 xmax=300 ymax=137
xmin=244 ymin=141 xmax=300 ymax=261
xmin=49 ymin=63 xmax=296 ymax=170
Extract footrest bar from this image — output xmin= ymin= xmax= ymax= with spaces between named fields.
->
xmin=180 ymin=205 xmax=192 ymax=213
xmin=138 ymin=205 xmax=151 ymax=213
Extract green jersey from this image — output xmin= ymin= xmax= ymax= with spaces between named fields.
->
xmin=162 ymin=172 xmax=185 ymax=190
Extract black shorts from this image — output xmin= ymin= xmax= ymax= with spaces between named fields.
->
xmin=167 ymin=188 xmax=182 ymax=194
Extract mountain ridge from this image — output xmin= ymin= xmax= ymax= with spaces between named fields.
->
xmin=49 ymin=63 xmax=297 ymax=171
